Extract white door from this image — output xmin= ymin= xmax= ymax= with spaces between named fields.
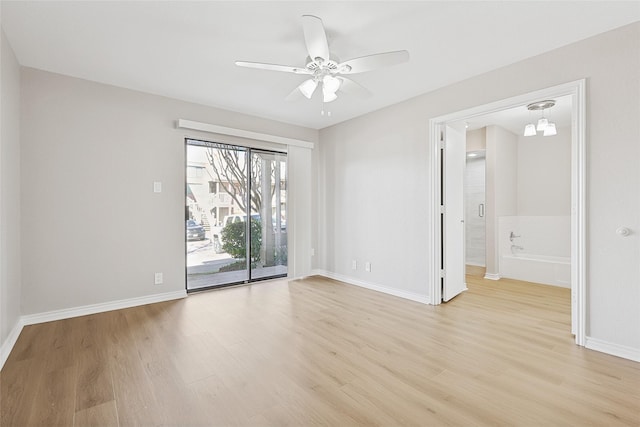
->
xmin=443 ymin=125 xmax=467 ymax=301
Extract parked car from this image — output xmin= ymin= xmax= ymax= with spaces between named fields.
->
xmin=222 ymin=213 xmax=261 ymax=226
xmin=186 ymin=219 xmax=206 ymax=241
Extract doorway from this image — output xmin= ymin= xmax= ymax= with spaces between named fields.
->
xmin=186 ymin=138 xmax=288 ymax=291
xmin=428 ymin=80 xmax=586 ymax=346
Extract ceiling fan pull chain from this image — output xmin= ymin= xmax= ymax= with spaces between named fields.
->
xmin=320 ymin=99 xmax=331 ymax=117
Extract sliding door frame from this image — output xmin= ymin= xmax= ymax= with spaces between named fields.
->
xmin=185 ymin=138 xmax=288 ymax=293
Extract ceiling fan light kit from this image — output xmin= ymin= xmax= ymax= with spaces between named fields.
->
xmin=235 ymin=15 xmax=410 ymax=112
xmin=524 ymin=99 xmax=558 ymax=137
xmin=298 ymin=79 xmax=318 ymax=99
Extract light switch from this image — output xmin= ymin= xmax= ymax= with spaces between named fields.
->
xmin=153 ymin=181 xmax=162 ymax=193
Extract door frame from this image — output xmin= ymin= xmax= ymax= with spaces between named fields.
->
xmin=427 ymin=79 xmax=586 ymax=347
xmin=184 ymin=138 xmax=289 ymax=292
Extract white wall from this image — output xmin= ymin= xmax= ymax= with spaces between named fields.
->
xmin=0 ymin=26 xmax=22 ymax=357
xmin=490 ymin=126 xmax=518 ymax=218
xmin=316 ymin=23 xmax=640 ymax=351
xmin=315 ymin=110 xmax=430 ymax=299
xmin=287 ymin=145 xmax=312 ymax=278
xmin=466 ymin=128 xmax=486 ymax=151
xmin=20 ymin=68 xmax=317 ymax=315
xmin=485 ymin=125 xmax=518 ymax=276
xmin=517 ymin=127 xmax=571 ymax=215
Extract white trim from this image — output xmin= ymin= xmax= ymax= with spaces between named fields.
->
xmin=428 ymin=79 xmax=587 ymax=347
xmin=465 ymin=261 xmax=486 ymax=267
xmin=585 ymin=337 xmax=640 ymax=362
xmin=177 ymin=119 xmax=314 ymax=149
xmin=428 ymin=122 xmax=442 ymax=304
xmin=572 ymin=79 xmax=587 ymax=345
xmin=483 ymin=273 xmax=502 ymax=281
xmin=311 ymin=269 xmax=429 ymax=304
xmin=0 ymin=318 xmax=25 ymax=370
xmin=21 ymin=290 xmax=187 ymax=326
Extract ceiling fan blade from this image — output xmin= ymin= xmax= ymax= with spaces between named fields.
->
xmin=301 ymin=15 xmax=330 ymax=62
xmin=285 ymin=79 xmax=318 ymax=101
xmin=338 ymin=50 xmax=410 ymax=74
xmin=337 ymin=77 xmax=372 ymax=98
xmin=235 ymin=61 xmax=311 ymax=74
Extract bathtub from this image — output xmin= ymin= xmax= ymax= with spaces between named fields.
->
xmin=501 ymin=253 xmax=570 ymax=288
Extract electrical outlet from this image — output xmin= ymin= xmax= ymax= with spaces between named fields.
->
xmin=153 ymin=181 xmax=162 ymax=193
xmin=154 ymin=272 xmax=163 ymax=285
xmin=365 ymin=262 xmax=371 ymax=272
xmin=352 ymin=260 xmax=357 ymax=270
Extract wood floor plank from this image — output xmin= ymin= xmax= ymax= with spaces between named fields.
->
xmin=26 ymin=365 xmax=76 ymax=426
xmin=0 ymin=357 xmax=40 ymax=426
xmin=73 ymin=400 xmax=118 ymax=427
xmin=74 ymin=315 xmax=115 ymax=413
xmin=2 ymin=275 xmax=639 ymax=426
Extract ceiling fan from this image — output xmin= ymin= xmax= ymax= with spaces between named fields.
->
xmin=235 ymin=15 xmax=409 ymax=103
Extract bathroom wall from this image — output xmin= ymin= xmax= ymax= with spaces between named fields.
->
xmin=499 ymin=215 xmax=571 ymax=287
xmin=485 ymin=125 xmax=518 ymax=276
xmin=495 ymin=125 xmax=572 ymax=287
xmin=517 ymin=127 xmax=571 ymax=215
xmin=466 ymin=128 xmax=486 ymax=151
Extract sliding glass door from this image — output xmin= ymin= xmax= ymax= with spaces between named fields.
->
xmin=250 ymin=150 xmax=288 ymax=280
xmin=185 ymin=139 xmax=287 ymax=291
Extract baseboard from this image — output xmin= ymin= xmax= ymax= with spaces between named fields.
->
xmin=311 ymin=269 xmax=429 ymax=304
xmin=21 ymin=290 xmax=187 ymax=326
xmin=0 ymin=318 xmax=25 ymax=370
xmin=484 ymin=272 xmax=501 ymax=280
xmin=585 ymin=336 xmax=640 ymax=362
xmin=466 ymin=262 xmax=486 ymax=267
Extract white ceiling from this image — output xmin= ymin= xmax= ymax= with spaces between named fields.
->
xmin=2 ymin=1 xmax=639 ymax=130
xmin=463 ymin=94 xmax=573 ymax=135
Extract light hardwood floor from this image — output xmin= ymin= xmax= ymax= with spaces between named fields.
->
xmin=2 ymin=274 xmax=639 ymax=426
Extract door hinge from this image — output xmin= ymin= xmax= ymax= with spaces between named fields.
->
xmin=439 ymin=140 xmax=445 ymax=149
xmin=440 ymin=269 xmax=446 ymax=278
xmin=439 ymin=205 xmax=445 ymax=214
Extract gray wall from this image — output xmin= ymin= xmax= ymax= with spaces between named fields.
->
xmin=0 ymin=27 xmax=22 ymax=350
xmin=316 ymin=23 xmax=640 ymax=350
xmin=20 ymin=68 xmax=317 ymax=315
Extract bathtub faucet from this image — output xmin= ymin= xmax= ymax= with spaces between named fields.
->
xmin=511 ymin=244 xmax=524 ymax=253
xmin=509 ymin=231 xmax=521 ymax=242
